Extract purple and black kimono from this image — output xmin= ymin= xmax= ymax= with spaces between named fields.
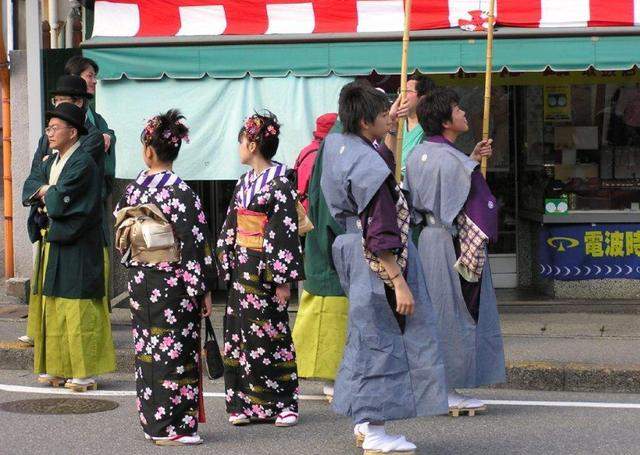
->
xmin=117 ymin=170 xmax=216 ymax=439
xmin=216 ymin=163 xmax=304 ymax=420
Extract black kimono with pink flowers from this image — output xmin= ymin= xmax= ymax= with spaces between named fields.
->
xmin=116 ymin=170 xmax=216 ymax=439
xmin=216 ymin=167 xmax=304 ymax=419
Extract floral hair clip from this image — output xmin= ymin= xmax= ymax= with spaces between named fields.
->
xmin=265 ymin=125 xmax=277 ymax=137
xmin=243 ymin=114 xmax=278 ymax=143
xmin=173 ymin=120 xmax=190 ymax=147
xmin=163 ymin=126 xmax=190 ymax=148
xmin=243 ymin=115 xmax=263 ymax=143
xmin=143 ymin=117 xmax=190 ymax=148
xmin=142 ymin=116 xmax=161 ymax=145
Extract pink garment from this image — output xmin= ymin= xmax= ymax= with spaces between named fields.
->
xmin=294 ymin=113 xmax=337 ymax=211
xmin=295 ymin=143 xmax=319 ymax=212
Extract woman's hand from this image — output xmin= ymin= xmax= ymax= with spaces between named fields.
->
xmin=275 ymin=283 xmax=291 ymax=305
xmin=201 ymin=291 xmax=212 ymax=318
xmin=393 ymin=277 xmax=415 ymax=316
xmin=470 ymin=139 xmax=493 ymax=163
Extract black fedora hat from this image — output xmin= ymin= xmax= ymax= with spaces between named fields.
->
xmin=50 ymin=75 xmax=93 ymax=99
xmin=46 ymin=103 xmax=89 ymax=136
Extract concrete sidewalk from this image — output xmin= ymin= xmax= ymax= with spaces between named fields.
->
xmin=2 ymin=305 xmax=640 ymax=393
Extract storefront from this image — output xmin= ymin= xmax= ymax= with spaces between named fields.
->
xmin=84 ymin=1 xmax=640 ymax=299
xmin=430 ymin=70 xmax=640 ymax=297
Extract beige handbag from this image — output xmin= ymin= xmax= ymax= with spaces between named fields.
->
xmin=296 ymin=200 xmax=314 ymax=236
xmin=114 ymin=204 xmax=180 ymax=264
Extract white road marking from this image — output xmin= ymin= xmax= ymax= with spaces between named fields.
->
xmin=483 ymin=399 xmax=640 ymax=409
xmin=1 ymin=384 xmax=639 ymax=410
xmin=0 ymin=384 xmax=326 ymax=401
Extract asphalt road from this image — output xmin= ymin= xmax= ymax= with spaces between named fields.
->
xmin=0 ymin=370 xmax=639 ymax=455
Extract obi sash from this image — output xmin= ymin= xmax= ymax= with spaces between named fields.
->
xmin=236 ymin=208 xmax=268 ymax=251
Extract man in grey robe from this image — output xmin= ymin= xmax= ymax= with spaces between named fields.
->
xmin=405 ymin=87 xmax=506 ymax=415
xmin=322 ymin=82 xmax=447 ymax=454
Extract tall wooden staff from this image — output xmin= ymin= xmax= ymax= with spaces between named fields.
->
xmin=395 ymin=0 xmax=412 ymax=181
xmin=481 ymin=0 xmax=496 ymax=178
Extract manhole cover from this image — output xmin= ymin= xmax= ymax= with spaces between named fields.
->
xmin=0 ymin=398 xmax=119 ymax=415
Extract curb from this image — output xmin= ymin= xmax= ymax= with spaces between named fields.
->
xmin=501 ymin=361 xmax=640 ymax=394
xmin=2 ymin=345 xmax=640 ymax=394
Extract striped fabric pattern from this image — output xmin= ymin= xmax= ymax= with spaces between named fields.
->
xmin=362 ymin=184 xmax=410 ymax=289
xmin=237 ymin=163 xmax=287 ymax=209
xmin=92 ymin=0 xmax=640 ymax=38
xmin=135 ymin=170 xmax=182 ymax=188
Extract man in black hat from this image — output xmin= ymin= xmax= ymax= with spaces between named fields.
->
xmin=22 ymin=102 xmax=116 ymax=391
xmin=19 ymin=75 xmax=109 ymax=346
xmin=31 ymin=75 xmax=105 ymax=167
xmin=65 ymin=57 xmax=117 ymax=247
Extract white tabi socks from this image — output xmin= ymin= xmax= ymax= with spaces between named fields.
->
xmin=448 ymin=390 xmax=485 ymax=409
xmin=358 ymin=423 xmax=417 ymax=454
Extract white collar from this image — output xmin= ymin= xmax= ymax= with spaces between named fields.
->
xmin=54 ymin=140 xmax=81 ymax=162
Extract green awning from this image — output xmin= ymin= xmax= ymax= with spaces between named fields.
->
xmin=85 ymin=35 xmax=640 ymax=80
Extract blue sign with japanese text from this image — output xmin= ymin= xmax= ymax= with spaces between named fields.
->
xmin=538 ymin=224 xmax=640 ymax=280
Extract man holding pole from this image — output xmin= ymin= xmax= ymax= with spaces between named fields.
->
xmin=399 ymin=74 xmax=435 ymax=174
xmin=404 ymin=88 xmax=505 ymax=415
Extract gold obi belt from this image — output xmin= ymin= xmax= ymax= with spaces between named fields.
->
xmin=236 ymin=208 xmax=268 ymax=251
xmin=114 ymin=204 xmax=180 ymax=265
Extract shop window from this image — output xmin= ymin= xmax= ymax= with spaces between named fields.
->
xmin=521 ymin=83 xmax=640 ymax=213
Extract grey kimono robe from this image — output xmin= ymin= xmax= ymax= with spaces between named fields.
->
xmin=405 ymin=139 xmax=506 ymax=389
xmin=321 ymin=133 xmax=448 ymax=423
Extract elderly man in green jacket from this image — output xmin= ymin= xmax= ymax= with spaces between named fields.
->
xmin=22 ymin=103 xmax=116 ymax=391
xmin=19 ymin=74 xmax=108 ymax=346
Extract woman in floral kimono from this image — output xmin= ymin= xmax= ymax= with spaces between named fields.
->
xmin=116 ymin=110 xmax=216 ymax=446
xmin=321 ymin=82 xmax=447 ymax=455
xmin=216 ymin=112 xmax=304 ymax=428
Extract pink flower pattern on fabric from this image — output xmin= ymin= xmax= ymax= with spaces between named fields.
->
xmin=117 ymin=170 xmax=216 ymax=438
xmin=216 ymin=172 xmax=303 ymax=419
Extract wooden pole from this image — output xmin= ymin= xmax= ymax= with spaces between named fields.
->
xmin=394 ymin=0 xmax=412 ymax=182
xmin=0 ymin=6 xmax=14 ymax=278
xmin=481 ymin=0 xmax=496 ymax=178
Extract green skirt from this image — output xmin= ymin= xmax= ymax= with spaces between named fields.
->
xmin=292 ymin=290 xmax=349 ymax=380
xmin=28 ymin=246 xmax=111 ymax=336
xmin=28 ymin=240 xmax=116 ymax=378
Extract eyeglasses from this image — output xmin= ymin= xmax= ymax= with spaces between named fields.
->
xmin=44 ymin=126 xmax=73 ymax=135
xmin=50 ymin=97 xmax=74 ymax=107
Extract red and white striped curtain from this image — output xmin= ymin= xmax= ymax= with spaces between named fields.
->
xmin=92 ymin=0 xmax=640 ymax=38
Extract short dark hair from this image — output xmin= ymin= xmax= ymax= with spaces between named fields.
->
xmin=417 ymin=88 xmax=460 ymax=137
xmin=64 ymin=56 xmax=99 ymax=76
xmin=409 ymin=73 xmax=436 ymax=97
xmin=238 ymin=110 xmax=281 ymax=160
xmin=52 ymin=95 xmax=86 ymax=111
xmin=338 ymin=81 xmax=390 ymax=135
xmin=140 ymin=109 xmax=189 ymax=163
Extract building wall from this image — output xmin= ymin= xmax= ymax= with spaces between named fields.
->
xmin=10 ymin=50 xmax=33 ymax=278
xmin=552 ymin=278 xmax=640 ymax=299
